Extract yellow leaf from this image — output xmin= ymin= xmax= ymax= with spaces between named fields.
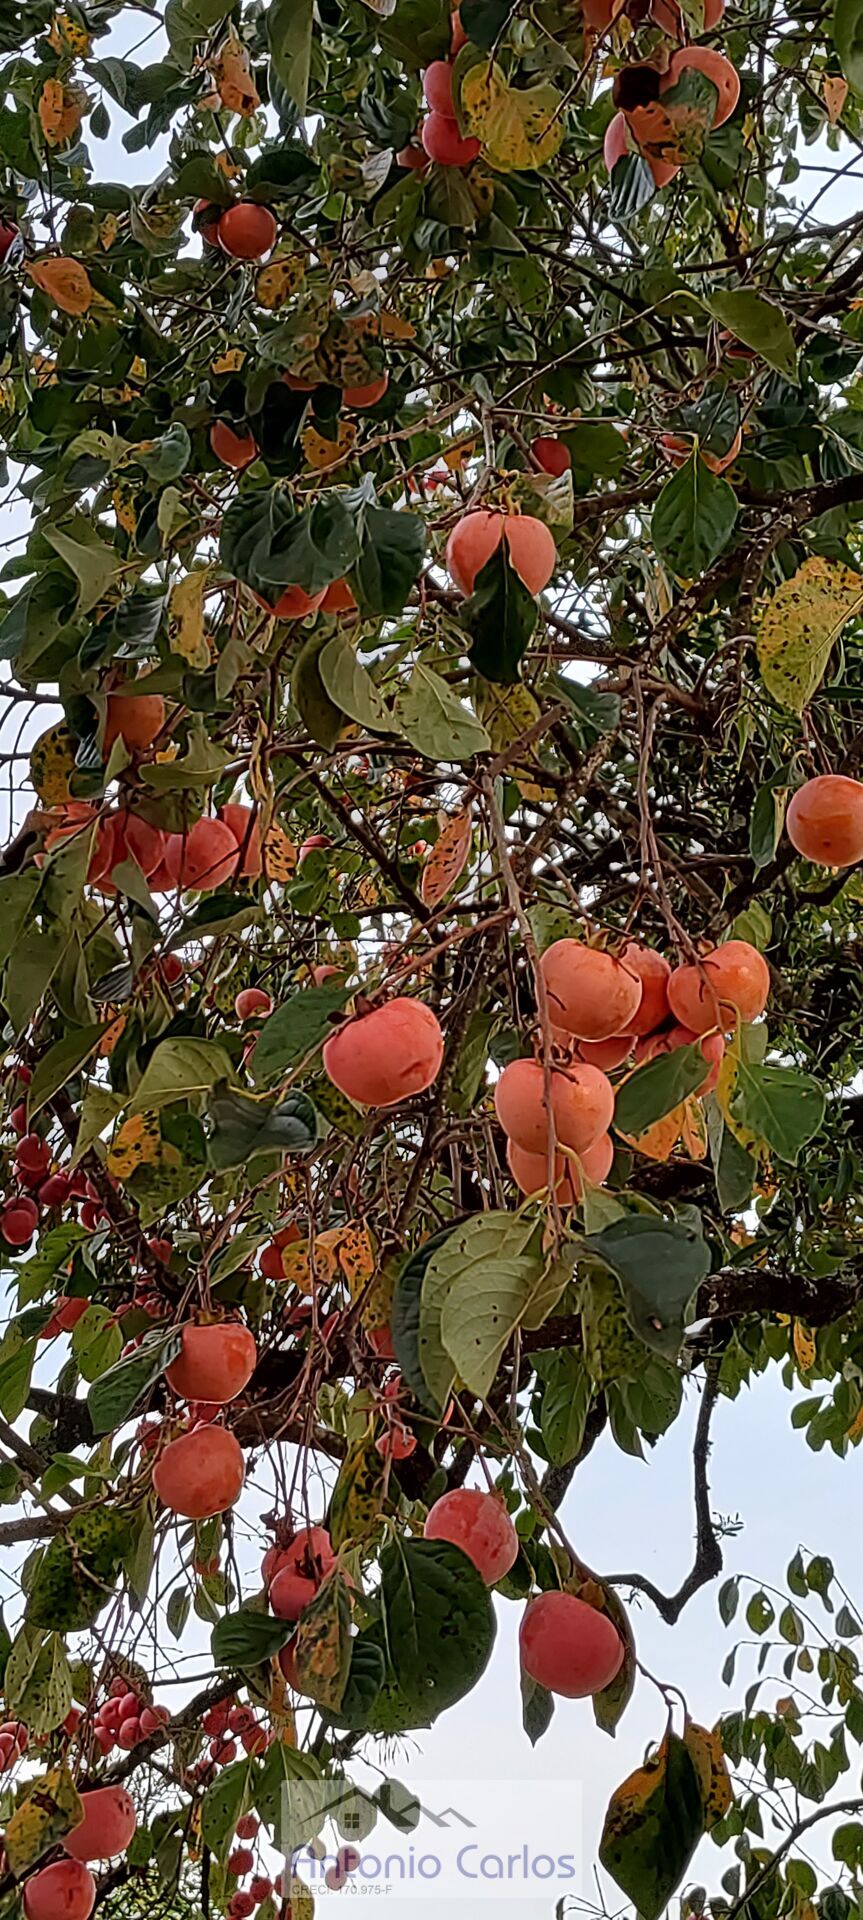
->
xmin=715 ymin=1031 xmax=764 ymax=1157
xmin=212 ymin=31 xmax=260 ymax=115
xmin=48 ymin=11 xmax=92 ymax=55
xmin=619 ymin=1104 xmax=686 ymax=1162
xmin=263 ymin=820 xmax=297 ymax=882
xmin=5 ymin=1768 xmax=83 ymax=1876
xmin=474 ymin=681 xmax=555 ymax=803
xmin=255 ymin=253 xmax=307 ymax=309
xmin=329 ymin=1431 xmax=386 ymax=1549
xmin=38 ymin=77 xmax=86 ymax=147
xmin=381 ymin=308 xmax=416 ymax=340
xmin=680 ymin=1096 xmax=708 ymax=1161
xmin=756 ymin=556 xmax=863 ymax=714
xmin=683 ymin=1720 xmax=733 ymax=1828
xmin=846 ymin=1403 xmax=863 ymax=1443
xmin=108 ymin=1113 xmax=180 ymax=1181
xmin=460 ymin=61 xmax=565 ymax=171
xmin=212 ymin=347 xmax=245 ymax=374
xmin=113 ymin=481 xmax=137 ymax=536
xmin=824 ymin=74 xmax=848 ymax=122
xmin=169 ymin=569 xmax=212 ymax=670
xmin=793 ymin=1320 xmax=816 ymax=1373
xmin=302 ymin=419 xmax=357 ymax=471
xmin=333 ymin=1223 xmax=376 ymax=1294
xmin=421 ymin=807 xmax=472 ymax=908
xmin=99 ymin=213 xmax=120 ymax=251
xmin=28 ymin=257 xmax=93 ymax=316
xmin=29 ymin=723 xmax=77 ymax=806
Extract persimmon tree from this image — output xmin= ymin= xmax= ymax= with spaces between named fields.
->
xmin=3 ymin=0 xmax=863 ymax=1912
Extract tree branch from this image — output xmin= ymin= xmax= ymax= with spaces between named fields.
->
xmin=605 ymin=1362 xmax=722 ymax=1623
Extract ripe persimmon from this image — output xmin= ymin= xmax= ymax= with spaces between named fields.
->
xmin=166 ymin=1323 xmax=257 ymax=1404
xmin=786 ymin=773 xmax=863 ymax=868
xmin=667 ymin=939 xmax=770 ymax=1033
xmin=65 ymin=1786 xmax=137 ymax=1861
xmin=423 ymin=60 xmax=456 ymax=115
xmin=446 ymin=509 xmax=556 ymax=596
xmin=421 ymin=113 xmax=481 ymax=166
xmin=254 ymin=584 xmax=326 ymax=620
xmin=269 ymin=1526 xmax=335 ymax=1620
xmin=424 ymin=1489 xmax=518 ymax=1584
xmin=531 ymin=436 xmax=571 ymax=477
xmin=218 ymin=801 xmax=262 ymax=877
xmin=540 ymin=940 xmax=643 ymax=1040
xmin=153 ymin=1424 xmax=245 ymax=1519
xmin=662 ymin=46 xmax=740 ymax=124
xmin=507 ymin=1131 xmax=613 ymax=1201
xmin=235 ymin=986 xmax=272 ymax=1020
xmin=494 ymin=1058 xmax=614 ymax=1156
xmin=218 ymin=202 xmax=277 ymax=260
xmin=519 ymin=1591 xmax=624 ymax=1697
xmin=342 ymin=373 xmax=389 ymax=408
xmin=322 ymin=997 xmax=444 ymax=1107
xmin=193 ymin=197 xmax=222 ymax=246
xmin=451 ymin=5 xmax=468 ymax=52
xmin=163 ymin=817 xmax=241 ymax=892
xmin=635 ymin=1023 xmax=724 ymax=1093
xmin=396 ymin=142 xmax=430 ymax=171
xmin=24 ymin=1862 xmax=96 ymax=1920
xmin=619 ymin=942 xmax=671 ymax=1036
xmin=603 ymin=108 xmax=680 ymax=187
xmin=210 ymin=420 xmax=257 ymax=469
xmin=88 ymin=811 xmax=166 ymax=892
xmin=572 ymin=1033 xmax=634 ymax=1071
xmin=103 ymin=691 xmax=165 ymax=758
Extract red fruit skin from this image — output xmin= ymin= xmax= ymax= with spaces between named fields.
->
xmin=235 ymin=987 xmax=272 ymax=1020
xmin=620 ymin=943 xmax=672 ymax=1037
xmin=396 ymin=142 xmax=429 ymax=170
xmin=0 ymin=220 xmax=20 ymax=264
xmin=37 ymin=1172 xmax=70 ymax=1207
xmin=519 ymin=1591 xmax=624 ymax=1698
xmin=269 ymin=1526 xmax=335 ymax=1619
xmin=16 ymin=1133 xmax=50 ymax=1177
xmin=424 ymin=1488 xmax=519 ymax=1585
xmin=161 ymin=953 xmax=184 ymax=985
xmin=277 ymin=1637 xmax=301 ymax=1689
xmin=343 ymin=374 xmax=389 ymax=409
xmin=368 ymin=1323 xmax=396 ymax=1358
xmin=540 ymin=940 xmax=643 ymax=1040
xmin=65 ymin=1785 xmax=137 ymax=1861
xmin=254 ymin=584 xmax=326 ymax=620
xmin=153 ymin=1425 xmax=245 ymax=1519
xmin=218 ymin=202 xmax=277 ymax=260
xmin=218 ymin=802 xmax=263 ymax=878
xmin=423 ymin=60 xmax=456 ymax=115
xmin=228 ymin=1847 xmax=255 ymax=1877
xmin=10 ymin=1101 xmax=27 ymax=1135
xmin=163 ymin=818 xmax=242 ymax=893
xmin=421 ymin=112 xmax=481 ymax=165
xmin=667 ymin=939 xmax=770 ymax=1034
xmin=531 ymin=436 xmax=571 ymax=477
xmin=446 ymin=509 xmax=556 ymax=596
xmin=786 ymin=774 xmax=863 ymax=868
xmin=493 ymin=1057 xmax=614 ymax=1156
xmin=24 ymin=1861 xmax=96 ymax=1920
xmin=166 ymin=1323 xmax=257 ymax=1404
xmin=323 ymin=998 xmax=444 ymax=1108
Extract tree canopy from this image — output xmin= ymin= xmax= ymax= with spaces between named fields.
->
xmin=3 ymin=0 xmax=863 ymax=1912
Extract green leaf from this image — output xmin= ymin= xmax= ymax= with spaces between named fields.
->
xmin=326 ymin=1637 xmax=386 ymax=1729
xmin=206 ymin=1083 xmax=318 ymax=1169
xmin=706 ymin=1102 xmax=757 ymax=1212
xmin=201 ymin=1758 xmax=254 ymax=1863
xmin=0 ymin=868 xmax=42 ymax=973
xmin=318 ymin=634 xmax=390 ymax=732
xmin=651 ymin=452 xmax=738 ymax=579
xmin=729 ymin=1060 xmax=825 ymax=1163
xmin=614 ymin=1043 xmax=710 ymax=1137
xmin=391 ymin=1227 xmax=456 ymax=1413
xmin=264 ymin=498 xmax=360 ymax=595
xmin=352 ymin=503 xmax=425 ymax=616
xmin=87 ymin=1324 xmax=182 ymax=1435
xmin=5 ymin=1631 xmax=73 ymax=1737
xmin=433 ymin=1210 xmax=559 ymax=1398
xmin=749 ymin=782 xmax=785 ymax=871
xmin=167 ymin=1588 xmax=191 ymax=1639
xmin=26 ymin=1509 xmax=133 ymax=1631
xmin=43 ymin=524 xmax=120 ymax=616
xmin=393 ymin=664 xmax=490 ymax=761
xmin=599 ymin=1730 xmax=705 ymax=1920
xmin=71 ymin=1303 xmax=123 ymax=1382
xmin=211 ymin=1608 xmax=292 ymax=1666
xmin=27 ymin=1024 xmax=104 ymax=1116
xmin=521 ymin=1668 xmax=554 ymax=1746
xmin=718 ymin=1577 xmax=739 ymax=1624
xmin=582 ymin=1214 xmax=710 ymax=1357
xmin=137 ymin=423 xmax=192 ymax=483
xmin=17 ymin=1224 xmax=87 ymax=1307
xmin=0 ymin=1329 xmax=36 ymax=1421
xmin=292 ymin=629 xmax=346 ymax=751
xmin=536 ymin=1349 xmax=593 ymax=1465
xmin=379 ymin=1538 xmax=496 ymax=1722
xmin=705 ymin=287 xmax=799 ymax=382
xmin=129 ymin=1037 xmax=234 ymax=1113
xmin=268 ymin=0 xmax=313 ymax=113
xmin=254 ymin=984 xmax=352 ymax=1078
xmin=446 ymin=1008 xmax=496 ymax=1115
xmin=461 ymin=543 xmax=539 ymax=684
